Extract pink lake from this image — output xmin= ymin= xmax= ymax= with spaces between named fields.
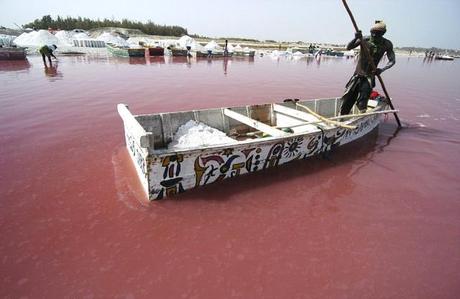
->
xmin=1 ymin=54 xmax=459 ymax=298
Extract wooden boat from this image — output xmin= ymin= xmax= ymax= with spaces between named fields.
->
xmin=233 ymin=50 xmax=255 ymax=57
xmin=0 ymin=47 xmax=26 ymax=60
xmin=148 ymin=46 xmax=164 ymax=56
xmin=169 ymin=48 xmax=189 ymax=56
xmin=118 ymin=97 xmax=393 ymax=200
xmin=106 ymin=43 xmax=145 ymax=57
xmin=127 ymin=47 xmax=146 ymax=57
xmin=195 ymin=50 xmax=233 ymax=58
xmin=435 ymin=55 xmax=454 ymax=61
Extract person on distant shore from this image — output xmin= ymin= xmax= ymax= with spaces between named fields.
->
xmin=339 ymin=20 xmax=395 ymax=115
xmin=39 ymin=44 xmax=58 ymax=67
xmin=224 ymin=39 xmax=229 ymax=56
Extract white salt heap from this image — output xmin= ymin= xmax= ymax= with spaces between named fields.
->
xmin=14 ymin=30 xmax=59 ymax=47
xmin=226 ymin=43 xmax=234 ymax=52
xmin=73 ymin=32 xmax=91 ymax=40
xmin=54 ymin=30 xmax=75 ymax=46
xmin=169 ymin=120 xmax=237 ymax=150
xmin=96 ymin=32 xmax=129 ymax=47
xmin=233 ymin=44 xmax=243 ymax=51
xmin=178 ymin=35 xmax=194 ymax=48
xmin=204 ymin=40 xmax=221 ymax=51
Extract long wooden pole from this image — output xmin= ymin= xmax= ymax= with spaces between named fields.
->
xmin=295 ymin=103 xmax=357 ymax=129
xmin=274 ymin=109 xmax=398 ymax=130
xmin=341 ymin=0 xmax=402 ymax=127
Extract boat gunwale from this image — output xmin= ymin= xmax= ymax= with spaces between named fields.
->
xmin=128 ymin=97 xmax=386 ymax=156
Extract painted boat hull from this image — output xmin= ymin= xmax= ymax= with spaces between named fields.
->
xmin=148 ymin=47 xmax=164 ymax=56
xmin=0 ymin=47 xmax=26 ymax=60
xmin=171 ymin=49 xmax=189 ymax=56
xmin=118 ymin=98 xmax=387 ymax=200
xmin=107 ymin=44 xmax=145 ymax=57
xmin=127 ymin=48 xmax=146 ymax=57
xmin=107 ymin=44 xmax=129 ymax=57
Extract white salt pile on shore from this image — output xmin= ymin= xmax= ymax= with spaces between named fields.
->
xmin=54 ymin=30 xmax=75 ymax=46
xmin=97 ymin=32 xmax=129 ymax=47
xmin=204 ymin=40 xmax=221 ymax=51
xmin=168 ymin=120 xmax=237 ymax=150
xmin=14 ymin=30 xmax=59 ymax=47
xmin=177 ymin=35 xmax=203 ymax=51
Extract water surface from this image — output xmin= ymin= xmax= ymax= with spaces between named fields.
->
xmin=1 ymin=54 xmax=459 ymax=298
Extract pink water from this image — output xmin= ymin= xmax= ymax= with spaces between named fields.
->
xmin=1 ymin=54 xmax=459 ymax=298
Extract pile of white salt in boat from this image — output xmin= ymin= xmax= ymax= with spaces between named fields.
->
xmin=168 ymin=120 xmax=237 ymax=150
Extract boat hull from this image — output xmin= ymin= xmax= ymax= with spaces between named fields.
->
xmin=196 ymin=51 xmax=233 ymax=58
xmin=127 ymin=48 xmax=146 ymax=57
xmin=107 ymin=44 xmax=145 ymax=57
xmin=149 ymin=117 xmax=378 ymax=199
xmin=171 ymin=49 xmax=189 ymax=56
xmin=435 ymin=55 xmax=454 ymax=61
xmin=118 ymin=98 xmax=386 ymax=200
xmin=0 ymin=47 xmax=26 ymax=60
xmin=233 ymin=50 xmax=255 ymax=57
xmin=148 ymin=47 xmax=164 ymax=56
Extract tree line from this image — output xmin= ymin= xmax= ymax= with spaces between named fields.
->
xmin=22 ymin=15 xmax=188 ymax=37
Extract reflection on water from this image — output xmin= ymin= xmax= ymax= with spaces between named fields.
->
xmin=44 ymin=64 xmax=63 ymax=81
xmin=128 ymin=56 xmax=148 ymax=65
xmin=0 ymin=59 xmax=31 ymax=72
xmin=93 ymin=54 xmax=257 ymax=75
xmin=149 ymin=56 xmax=166 ymax=64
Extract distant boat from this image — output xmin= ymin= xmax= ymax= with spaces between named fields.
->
xmin=435 ymin=54 xmax=454 ymax=61
xmin=233 ymin=50 xmax=255 ymax=57
xmin=106 ymin=43 xmax=145 ymax=57
xmin=165 ymin=48 xmax=190 ymax=57
xmin=117 ymin=96 xmax=394 ymax=200
xmin=0 ymin=47 xmax=26 ymax=60
xmin=148 ymin=46 xmax=164 ymax=56
xmin=195 ymin=50 xmax=232 ymax=58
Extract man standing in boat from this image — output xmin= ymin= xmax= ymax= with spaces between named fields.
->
xmin=340 ymin=20 xmax=395 ymax=115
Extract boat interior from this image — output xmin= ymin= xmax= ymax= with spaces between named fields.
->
xmin=134 ymin=97 xmax=377 ymax=150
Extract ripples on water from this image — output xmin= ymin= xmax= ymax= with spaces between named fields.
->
xmin=1 ymin=54 xmax=459 ymax=298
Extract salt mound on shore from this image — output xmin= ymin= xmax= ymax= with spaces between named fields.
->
xmin=73 ymin=32 xmax=91 ymax=40
xmin=97 ymin=32 xmax=129 ymax=47
xmin=168 ymin=120 xmax=236 ymax=149
xmin=178 ymin=35 xmax=202 ymax=50
xmin=55 ymin=30 xmax=75 ymax=46
xmin=204 ymin=40 xmax=221 ymax=51
xmin=14 ymin=30 xmax=59 ymax=47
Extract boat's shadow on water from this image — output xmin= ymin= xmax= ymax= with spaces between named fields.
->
xmin=0 ymin=59 xmax=31 ymax=72
xmin=174 ymin=122 xmax=401 ymax=202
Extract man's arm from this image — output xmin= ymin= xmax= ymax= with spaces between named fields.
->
xmin=380 ymin=41 xmax=395 ymax=73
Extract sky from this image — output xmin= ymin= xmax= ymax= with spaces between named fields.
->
xmin=1 ymin=0 xmax=459 ymax=49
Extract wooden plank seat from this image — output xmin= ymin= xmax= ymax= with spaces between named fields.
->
xmin=223 ymin=108 xmax=289 ymax=138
